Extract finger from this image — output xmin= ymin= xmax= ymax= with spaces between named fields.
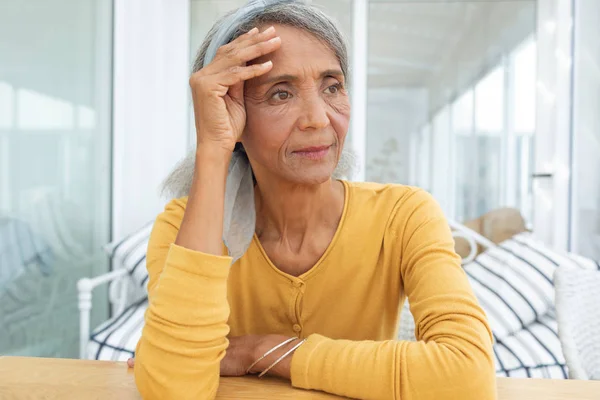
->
xmin=127 ymin=358 xmax=135 ymax=368
xmin=217 ymin=61 xmax=273 ymax=88
xmin=197 ymin=27 xmax=258 ymax=76
xmin=231 ymin=36 xmax=281 ymax=67
xmin=234 ymin=26 xmax=259 ymax=42
xmin=220 ymin=25 xmax=276 ymax=57
xmin=232 ymin=25 xmax=277 ymax=52
xmin=205 ymin=27 xmax=279 ymax=73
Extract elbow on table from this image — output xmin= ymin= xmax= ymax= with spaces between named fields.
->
xmin=133 ymin=351 xmax=219 ymax=400
xmin=453 ymin=359 xmax=497 ymax=400
xmin=403 ymin=341 xmax=496 ymax=400
xmin=442 ymin=345 xmax=497 ymax=400
xmin=133 ymin=356 xmax=179 ymax=400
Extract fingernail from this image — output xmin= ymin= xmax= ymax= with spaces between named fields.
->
xmin=268 ymin=37 xmax=281 ymax=44
xmin=265 ymin=26 xmax=275 ymax=34
xmin=248 ymin=27 xmax=259 ymax=34
xmin=262 ymin=60 xmax=273 ymax=68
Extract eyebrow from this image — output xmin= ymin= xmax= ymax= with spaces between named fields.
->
xmin=259 ymin=69 xmax=344 ymax=85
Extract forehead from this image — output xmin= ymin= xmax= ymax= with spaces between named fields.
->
xmin=249 ymin=24 xmax=342 ymax=82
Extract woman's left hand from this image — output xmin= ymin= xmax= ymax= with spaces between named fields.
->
xmin=127 ymin=335 xmax=293 ymax=378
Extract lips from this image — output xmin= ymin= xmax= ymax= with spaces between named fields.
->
xmin=292 ymin=145 xmax=331 ymax=160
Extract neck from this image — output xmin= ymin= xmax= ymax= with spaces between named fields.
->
xmin=254 ymin=177 xmax=344 ymax=242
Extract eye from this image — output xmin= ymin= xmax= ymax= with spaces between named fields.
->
xmin=271 ymin=90 xmax=291 ymax=101
xmin=325 ymin=83 xmax=343 ymax=94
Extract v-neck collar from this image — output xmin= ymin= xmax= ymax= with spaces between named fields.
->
xmin=252 ymin=180 xmax=350 ymax=282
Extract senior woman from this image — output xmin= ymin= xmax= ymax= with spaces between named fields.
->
xmin=130 ymin=1 xmax=496 ymax=399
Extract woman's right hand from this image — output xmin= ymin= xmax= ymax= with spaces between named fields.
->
xmin=189 ymin=26 xmax=281 ymax=153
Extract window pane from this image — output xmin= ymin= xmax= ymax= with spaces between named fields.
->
xmin=515 ymin=133 xmax=534 ymax=222
xmin=452 ymin=90 xmax=474 ymax=134
xmin=474 ymin=66 xmax=505 ymax=217
xmin=431 ymin=108 xmax=451 ymax=214
xmin=513 ymin=40 xmax=537 ymax=133
xmin=475 ymin=66 xmax=505 ymax=133
xmin=451 ymin=90 xmax=474 ymax=220
xmin=475 ymin=134 xmax=503 ymax=215
xmin=417 ymin=125 xmax=431 ymax=191
xmin=508 ymin=38 xmax=536 ymax=224
xmin=0 ymin=0 xmax=112 ymax=357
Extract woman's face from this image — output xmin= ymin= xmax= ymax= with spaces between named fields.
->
xmin=242 ymin=24 xmax=351 ymax=185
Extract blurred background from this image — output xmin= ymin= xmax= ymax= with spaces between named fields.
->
xmin=0 ymin=0 xmax=598 ymax=370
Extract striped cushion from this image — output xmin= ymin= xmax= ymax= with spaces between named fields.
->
xmin=465 ymin=232 xmax=598 ymax=340
xmin=88 ymin=297 xmax=147 ymax=361
xmin=103 ymin=223 xmax=153 ymax=291
xmin=494 ymin=312 xmax=567 ymax=379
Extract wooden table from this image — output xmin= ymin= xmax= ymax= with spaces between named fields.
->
xmin=1 ymin=357 xmax=599 ymax=399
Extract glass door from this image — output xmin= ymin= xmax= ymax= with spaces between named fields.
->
xmin=0 ymin=0 xmax=112 ymax=357
xmin=571 ymin=0 xmax=600 ymax=260
xmin=531 ymin=0 xmax=573 ymax=250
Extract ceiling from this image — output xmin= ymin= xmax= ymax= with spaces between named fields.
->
xmin=313 ymin=0 xmax=536 ymax=90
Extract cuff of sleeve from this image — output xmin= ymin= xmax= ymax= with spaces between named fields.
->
xmin=290 ymin=333 xmax=330 ymax=390
xmin=167 ymin=243 xmax=232 ymax=279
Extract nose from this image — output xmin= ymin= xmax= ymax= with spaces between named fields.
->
xmin=297 ymin=92 xmax=330 ymax=131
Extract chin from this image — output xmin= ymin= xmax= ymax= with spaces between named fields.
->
xmin=285 ymin=163 xmax=337 ymax=185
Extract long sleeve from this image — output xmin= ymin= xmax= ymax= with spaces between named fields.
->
xmin=290 ymin=189 xmax=496 ymax=400
xmin=133 ymin=198 xmax=232 ymax=399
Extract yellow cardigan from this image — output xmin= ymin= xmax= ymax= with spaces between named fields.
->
xmin=134 ymin=181 xmax=496 ymax=399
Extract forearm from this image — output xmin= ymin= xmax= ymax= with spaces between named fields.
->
xmin=134 ymin=147 xmax=236 ymax=399
xmin=135 ymin=245 xmax=233 ymax=399
xmin=290 ymin=330 xmax=495 ymax=400
xmin=175 ymin=146 xmax=232 ymax=255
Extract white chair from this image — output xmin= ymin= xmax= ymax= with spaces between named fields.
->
xmin=77 ymin=223 xmax=152 ymax=359
xmin=77 ymin=268 xmax=131 ymax=359
xmin=554 ymin=265 xmax=600 ymax=380
xmin=449 ymin=219 xmax=498 ymax=264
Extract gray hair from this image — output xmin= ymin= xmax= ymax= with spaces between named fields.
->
xmin=193 ymin=1 xmax=349 ymax=76
xmin=162 ymin=0 xmax=356 ymax=198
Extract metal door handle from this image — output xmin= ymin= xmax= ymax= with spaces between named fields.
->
xmin=530 ymin=173 xmax=553 ymax=178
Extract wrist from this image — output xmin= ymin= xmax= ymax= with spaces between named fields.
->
xmin=250 ymin=335 xmax=300 ymax=379
xmin=193 ymin=145 xmax=232 ymax=185
xmin=197 ymin=136 xmax=236 ymax=155
xmin=195 ymin=143 xmax=233 ymax=166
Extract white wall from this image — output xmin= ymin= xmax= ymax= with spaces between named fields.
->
xmin=112 ymin=0 xmax=191 ymax=239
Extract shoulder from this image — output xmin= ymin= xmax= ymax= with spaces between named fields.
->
xmin=345 ymin=181 xmax=431 ymax=211
xmin=345 ymin=181 xmax=442 ymax=233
